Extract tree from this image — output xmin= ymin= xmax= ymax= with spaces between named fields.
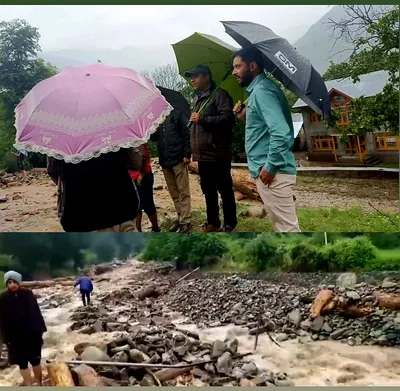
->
xmin=0 ymin=19 xmax=58 ymax=170
xmin=323 ymin=6 xmax=399 ymax=137
xmin=142 ymin=64 xmax=195 ymax=104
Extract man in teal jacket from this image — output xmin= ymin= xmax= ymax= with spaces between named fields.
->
xmin=232 ymin=46 xmax=300 ymax=232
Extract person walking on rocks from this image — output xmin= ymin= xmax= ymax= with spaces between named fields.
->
xmin=232 ymin=47 xmax=300 ymax=232
xmin=151 ymin=108 xmax=192 ymax=233
xmin=187 ymin=65 xmax=237 ymax=232
xmin=74 ymin=275 xmax=94 ymax=307
xmin=0 ymin=271 xmax=47 ymax=386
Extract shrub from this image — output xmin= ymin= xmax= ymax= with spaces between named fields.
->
xmin=287 ymin=243 xmax=329 ymax=272
xmin=327 ymin=236 xmax=376 ymax=271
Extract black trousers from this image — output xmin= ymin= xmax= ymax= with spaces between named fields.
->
xmin=198 ymin=160 xmax=237 ymax=228
xmin=81 ymin=290 xmax=91 ymax=306
xmin=8 ymin=333 xmax=43 ymax=370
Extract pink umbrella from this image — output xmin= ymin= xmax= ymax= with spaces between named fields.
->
xmin=14 ymin=63 xmax=173 ymax=163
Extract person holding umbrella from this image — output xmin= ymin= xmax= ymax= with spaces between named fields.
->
xmin=0 ymin=271 xmax=47 ymax=386
xmin=187 ymin=65 xmax=237 ymax=232
xmin=232 ymin=46 xmax=300 ymax=232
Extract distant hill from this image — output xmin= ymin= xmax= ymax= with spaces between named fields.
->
xmin=39 ymin=45 xmax=176 ymax=73
xmin=293 ymin=5 xmax=393 ymax=75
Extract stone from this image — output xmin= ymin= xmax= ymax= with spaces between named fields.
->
xmin=129 ymin=348 xmax=149 ymax=362
xmin=275 ymin=379 xmax=295 ymax=386
xmin=347 ymin=337 xmax=356 ymax=346
xmin=226 ymin=338 xmax=239 ymax=354
xmin=140 ymin=374 xmax=155 ymax=386
xmin=240 ymin=378 xmax=252 ymax=387
xmin=205 ymin=363 xmax=215 ymax=373
xmin=211 ymin=340 xmax=227 ymax=358
xmin=74 ymin=342 xmax=107 ymax=356
xmin=232 ymin=303 xmax=243 ymax=312
xmin=310 ymin=316 xmax=324 ymax=332
xmin=216 ymin=352 xmax=233 ymax=375
xmin=231 ymin=367 xmax=245 ymax=380
xmin=336 ymin=273 xmax=357 ymax=288
xmin=110 ymin=345 xmax=131 ymax=355
xmin=246 ymin=206 xmax=267 ymax=219
xmin=382 ymin=278 xmax=397 ymax=288
xmin=288 ymin=309 xmax=302 ymax=326
xmin=276 ymin=333 xmax=289 ymax=343
xmin=80 ymin=346 xmax=110 ymax=362
xmin=322 ymin=322 xmax=333 ymax=333
xmin=345 ymin=291 xmax=361 ymax=301
xmin=330 ymin=328 xmax=347 ymax=340
xmin=242 ymin=361 xmax=258 ymax=376
xmin=112 ymin=351 xmax=128 ymax=362
xmin=92 ymin=320 xmax=103 ymax=333
xmin=119 ymin=368 xmax=129 ymax=382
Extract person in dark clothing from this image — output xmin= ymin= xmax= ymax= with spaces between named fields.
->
xmin=47 ymin=148 xmax=142 ymax=232
xmin=186 ymin=65 xmax=237 ymax=232
xmin=74 ymin=276 xmax=94 ymax=306
xmin=0 ymin=271 xmax=47 ymax=386
xmin=129 ymin=144 xmax=161 ymax=233
xmin=151 ymin=108 xmax=192 ymax=233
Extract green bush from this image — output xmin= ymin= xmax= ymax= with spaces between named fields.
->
xmin=234 ymin=233 xmax=284 ymax=272
xmin=287 ymin=243 xmax=329 ymax=272
xmin=327 ymin=236 xmax=376 ymax=271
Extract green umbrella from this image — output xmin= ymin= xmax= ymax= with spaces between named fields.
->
xmin=172 ymin=32 xmax=246 ymax=111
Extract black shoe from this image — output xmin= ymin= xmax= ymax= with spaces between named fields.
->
xmin=178 ymin=223 xmax=191 ymax=233
xmin=169 ymin=221 xmax=180 ymax=232
xmin=152 ymin=226 xmax=161 ymax=232
xmin=223 ymin=225 xmax=235 ymax=232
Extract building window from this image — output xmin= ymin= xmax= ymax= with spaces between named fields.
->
xmin=308 ymin=112 xmax=323 ymax=124
xmin=335 ymin=105 xmax=351 ymax=126
xmin=374 ymin=135 xmax=399 ymax=151
xmin=311 ymin=136 xmax=338 ymax=151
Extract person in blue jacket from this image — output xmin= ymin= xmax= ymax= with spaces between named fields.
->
xmin=74 ymin=275 xmax=93 ymax=307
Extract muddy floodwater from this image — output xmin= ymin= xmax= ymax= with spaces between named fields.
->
xmin=0 ymin=262 xmax=399 ymax=386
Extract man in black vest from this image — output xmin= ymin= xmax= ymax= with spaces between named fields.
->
xmin=187 ymin=65 xmax=237 ymax=232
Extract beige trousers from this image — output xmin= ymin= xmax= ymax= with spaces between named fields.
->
xmin=96 ymin=220 xmax=137 ymax=233
xmin=256 ymin=174 xmax=301 ymax=232
xmin=162 ymin=162 xmax=191 ymax=224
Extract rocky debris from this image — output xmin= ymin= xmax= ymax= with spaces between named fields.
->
xmin=0 ymin=171 xmax=43 ymax=188
xmin=163 ymin=275 xmax=400 ymax=346
xmin=239 ymin=206 xmax=267 ymax=219
xmin=70 ymin=325 xmax=293 ymax=387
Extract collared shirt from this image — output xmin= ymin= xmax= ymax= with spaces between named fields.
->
xmin=245 ymin=73 xmax=297 ymax=179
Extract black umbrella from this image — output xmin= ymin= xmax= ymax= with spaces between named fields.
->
xmin=156 ymin=86 xmax=191 ymax=119
xmin=221 ymin=21 xmax=331 ymax=119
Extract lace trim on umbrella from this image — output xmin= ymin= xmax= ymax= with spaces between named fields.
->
xmin=14 ymin=105 xmax=173 ymax=164
xmin=15 ymin=89 xmax=162 ymax=137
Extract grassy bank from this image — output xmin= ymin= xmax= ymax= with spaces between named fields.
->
xmin=160 ymin=205 xmax=399 ymax=232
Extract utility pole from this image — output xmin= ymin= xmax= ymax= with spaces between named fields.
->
xmin=324 ymin=232 xmax=328 ymax=246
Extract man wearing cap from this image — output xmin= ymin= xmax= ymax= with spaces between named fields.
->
xmin=0 ymin=271 xmax=47 ymax=386
xmin=186 ymin=65 xmax=237 ymax=232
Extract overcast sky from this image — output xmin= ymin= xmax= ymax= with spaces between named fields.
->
xmin=1 ymin=5 xmax=331 ymax=51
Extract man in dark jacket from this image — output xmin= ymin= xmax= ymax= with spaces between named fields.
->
xmin=47 ymin=148 xmax=142 ymax=232
xmin=0 ymin=271 xmax=47 ymax=386
xmin=151 ymin=108 xmax=192 ymax=233
xmin=187 ymin=65 xmax=237 ymax=232
xmin=74 ymin=275 xmax=94 ymax=306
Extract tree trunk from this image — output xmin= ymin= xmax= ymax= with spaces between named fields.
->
xmin=21 ymin=280 xmax=75 ymax=289
xmin=310 ymin=289 xmax=334 ymax=319
xmin=72 ymin=364 xmax=105 ymax=386
xmin=188 ymin=161 xmax=262 ymax=202
xmin=46 ymin=363 xmax=75 ymax=386
xmin=376 ymin=293 xmax=400 ymax=310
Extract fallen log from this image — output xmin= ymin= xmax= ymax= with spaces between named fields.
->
xmin=336 ymin=305 xmax=374 ymax=318
xmin=188 ymin=161 xmax=262 ymax=202
xmin=72 ymin=363 xmax=105 ymax=386
xmin=376 ymin=293 xmax=400 ymax=310
xmin=310 ymin=289 xmax=334 ymax=319
xmin=21 ymin=280 xmax=75 ymax=289
xmin=46 ymin=362 xmax=75 ymax=386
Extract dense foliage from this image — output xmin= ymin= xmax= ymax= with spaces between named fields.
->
xmin=324 ymin=6 xmax=399 ymax=137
